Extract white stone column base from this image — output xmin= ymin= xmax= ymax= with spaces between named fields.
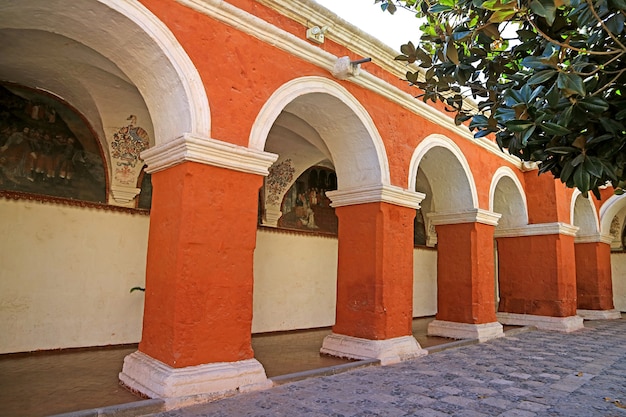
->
xmin=497 ymin=312 xmax=584 ymax=332
xmin=427 ymin=320 xmax=504 ymax=342
xmin=320 ymin=334 xmax=426 ymax=366
xmin=577 ymin=309 xmax=622 ymax=320
xmin=119 ymin=351 xmax=271 ymax=408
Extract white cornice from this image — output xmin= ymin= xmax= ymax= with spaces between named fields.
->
xmin=175 ymin=0 xmax=523 ymax=168
xmin=141 ymin=133 xmax=278 ymax=175
xmin=575 ymin=233 xmax=614 ymax=245
xmin=326 ymin=185 xmax=425 ymax=209
xmin=494 ymin=222 xmax=579 ymax=238
xmin=428 ymin=209 xmax=502 ymax=226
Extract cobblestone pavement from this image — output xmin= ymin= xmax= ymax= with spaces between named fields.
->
xmin=153 ymin=319 xmax=626 ymax=417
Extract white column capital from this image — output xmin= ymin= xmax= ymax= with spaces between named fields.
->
xmin=141 ymin=133 xmax=278 ymax=176
xmin=428 ymin=209 xmax=501 ymax=226
xmin=326 ymin=185 xmax=425 ymax=209
xmin=574 ymin=233 xmax=614 ymax=245
xmin=494 ymin=222 xmax=579 ymax=238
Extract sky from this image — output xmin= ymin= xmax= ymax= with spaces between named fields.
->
xmin=313 ymin=0 xmax=421 ymax=52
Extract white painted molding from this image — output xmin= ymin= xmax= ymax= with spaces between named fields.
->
xmin=110 ymin=185 xmax=141 ymax=204
xmin=141 ymin=133 xmax=278 ymax=175
xmin=248 ymin=76 xmax=390 ymax=187
xmin=576 ymin=309 xmax=622 ymax=320
xmin=326 ymin=185 xmax=425 ymax=209
xmin=428 ymin=209 xmax=502 ymax=226
xmin=408 ymin=134 xmax=480 ymax=209
xmin=496 ymin=312 xmax=584 ymax=332
xmin=494 ymin=222 xmax=579 ymax=238
xmin=262 ymin=207 xmax=282 ymax=227
xmin=575 ymin=233 xmax=614 ymax=245
xmin=320 ymin=333 xmax=426 ymax=366
xmin=427 ymin=320 xmax=504 ymax=342
xmin=119 ymin=351 xmax=271 ymax=401
xmin=102 ymin=0 xmax=211 ymax=140
xmin=178 ymin=0 xmax=523 ymax=168
xmin=488 ymin=166 xmax=528 ymax=220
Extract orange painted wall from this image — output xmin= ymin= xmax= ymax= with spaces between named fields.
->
xmin=497 ymin=234 xmax=577 ymax=317
xmin=138 ymin=0 xmax=521 ymax=196
xmin=435 ymin=222 xmax=497 ymax=324
xmin=524 ymin=171 xmax=572 ymax=224
xmin=139 ymin=162 xmax=263 ymax=367
xmin=333 ymin=202 xmax=415 ymax=340
xmin=575 ymin=242 xmax=615 ymax=310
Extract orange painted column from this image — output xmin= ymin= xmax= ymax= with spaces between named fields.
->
xmin=497 ymin=233 xmax=577 ymax=317
xmin=138 ymin=161 xmax=263 ymax=368
xmin=435 ymin=222 xmax=498 ymax=325
xmin=575 ymin=241 xmax=615 ymax=310
xmin=332 ymin=202 xmax=416 ymax=340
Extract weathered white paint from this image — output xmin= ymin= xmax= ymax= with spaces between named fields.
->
xmin=249 ymin=77 xmax=390 ymax=189
xmin=0 ymin=199 xmax=148 ymax=354
xmin=490 ymin=168 xmax=528 ymax=228
xmin=611 ymin=252 xmax=626 ymax=311
xmin=252 ymin=229 xmax=338 ymax=333
xmin=253 ymin=231 xmax=439 ymax=334
xmin=413 ymin=247 xmax=438 ymax=318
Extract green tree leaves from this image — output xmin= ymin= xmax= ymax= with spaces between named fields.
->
xmin=385 ymin=0 xmax=626 ymax=196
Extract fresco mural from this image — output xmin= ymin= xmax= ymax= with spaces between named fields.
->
xmin=0 ymin=83 xmax=106 ymax=203
xmin=277 ymin=166 xmax=338 ymax=234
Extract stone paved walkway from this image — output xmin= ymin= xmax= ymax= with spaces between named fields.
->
xmin=152 ymin=319 xmax=626 ymax=417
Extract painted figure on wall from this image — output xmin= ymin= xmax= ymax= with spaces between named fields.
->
xmin=277 ymin=166 xmax=338 ymax=234
xmin=0 ymin=83 xmax=106 ymax=202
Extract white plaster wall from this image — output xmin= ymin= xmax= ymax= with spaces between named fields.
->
xmin=253 ymin=231 xmax=438 ymax=334
xmin=413 ymin=247 xmax=438 ymax=317
xmin=611 ymin=252 xmax=626 ymax=311
xmin=253 ymin=230 xmax=338 ymax=333
xmin=0 ymin=199 xmax=149 ymax=354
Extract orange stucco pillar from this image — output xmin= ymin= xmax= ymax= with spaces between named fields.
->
xmin=138 ymin=161 xmax=262 ymax=368
xmin=435 ymin=222 xmax=498 ymax=324
xmin=497 ymin=233 xmax=578 ymax=317
xmin=575 ymin=241 xmax=615 ymax=311
xmin=331 ymin=202 xmax=416 ymax=340
xmin=425 ymin=210 xmax=503 ymax=341
xmin=320 ymin=187 xmax=427 ymax=365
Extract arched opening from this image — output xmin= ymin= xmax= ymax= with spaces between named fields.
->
xmin=490 ymin=170 xmax=528 ymax=311
xmin=250 ymin=77 xmax=388 ymax=375
xmin=0 ymin=0 xmax=209 ymax=355
xmin=600 ymin=195 xmax=626 ymax=311
xmin=409 ymin=135 xmax=477 ymax=332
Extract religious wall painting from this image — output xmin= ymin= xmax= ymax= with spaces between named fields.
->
xmin=0 ymin=83 xmax=106 ymax=203
xmin=111 ymin=115 xmax=149 ymax=186
xmin=277 ymin=166 xmax=338 ymax=234
xmin=105 ymin=114 xmax=152 ymax=208
xmin=266 ymin=159 xmax=295 ymax=206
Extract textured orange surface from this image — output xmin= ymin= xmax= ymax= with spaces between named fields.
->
xmin=497 ymin=234 xmax=577 ymax=317
xmin=576 ymin=242 xmax=615 ymax=310
xmin=333 ymin=203 xmax=416 ymax=340
xmin=435 ymin=222 xmax=498 ymax=324
xmin=139 ymin=162 xmax=263 ymax=368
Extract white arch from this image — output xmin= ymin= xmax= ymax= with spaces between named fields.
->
xmin=408 ymin=134 xmax=479 ymax=210
xmin=249 ymin=76 xmax=390 ymax=188
xmin=489 ymin=167 xmax=528 ymax=227
xmin=0 ymin=0 xmax=211 ymax=144
xmin=102 ymin=0 xmax=211 ymax=140
xmin=600 ymin=193 xmax=626 ymax=235
xmin=570 ymin=190 xmax=600 ymax=235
